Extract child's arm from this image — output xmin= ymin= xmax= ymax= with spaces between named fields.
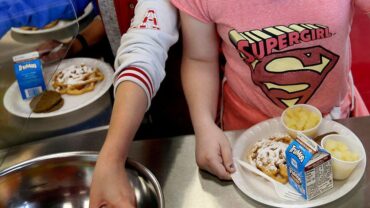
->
xmin=180 ymin=11 xmax=235 ymax=180
xmin=89 ymin=0 xmax=178 ymax=207
xmin=89 ymin=82 xmax=147 ymax=208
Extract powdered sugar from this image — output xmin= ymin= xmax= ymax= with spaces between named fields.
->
xmin=54 ymin=64 xmax=95 ymax=85
xmin=249 ymin=134 xmax=291 ymax=173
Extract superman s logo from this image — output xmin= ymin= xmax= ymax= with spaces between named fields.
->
xmin=250 ymin=46 xmax=339 ymax=108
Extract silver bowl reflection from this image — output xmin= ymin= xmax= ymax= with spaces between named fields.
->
xmin=0 ymin=152 xmax=164 ymax=208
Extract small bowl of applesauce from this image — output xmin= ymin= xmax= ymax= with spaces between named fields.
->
xmin=321 ymin=134 xmax=364 ymax=180
xmin=281 ymin=104 xmax=322 ymax=138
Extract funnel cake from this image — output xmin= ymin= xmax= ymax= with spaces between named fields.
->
xmin=20 ymin=20 xmax=59 ymax=31
xmin=246 ymin=135 xmax=292 ymax=184
xmin=52 ymin=64 xmax=104 ymax=95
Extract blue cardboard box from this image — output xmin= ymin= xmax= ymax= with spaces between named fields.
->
xmin=13 ymin=52 xmax=46 ymax=100
xmin=285 ymin=133 xmax=333 ymax=200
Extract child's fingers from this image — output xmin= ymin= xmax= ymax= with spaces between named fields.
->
xmin=208 ymin=160 xmax=231 ymax=180
xmin=220 ymin=142 xmax=235 ymax=173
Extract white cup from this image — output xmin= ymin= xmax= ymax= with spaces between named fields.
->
xmin=281 ymin=104 xmax=322 ymax=138
xmin=321 ymin=134 xmax=364 ymax=180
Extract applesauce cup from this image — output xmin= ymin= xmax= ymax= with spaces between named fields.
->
xmin=281 ymin=104 xmax=322 ymax=138
xmin=321 ymin=134 xmax=364 ymax=180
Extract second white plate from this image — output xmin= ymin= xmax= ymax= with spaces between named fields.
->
xmin=231 ymin=118 xmax=366 ymax=208
xmin=11 ymin=3 xmax=93 ymax=35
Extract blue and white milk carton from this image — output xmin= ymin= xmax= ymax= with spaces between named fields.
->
xmin=13 ymin=51 xmax=46 ymax=100
xmin=285 ymin=133 xmax=333 ymax=200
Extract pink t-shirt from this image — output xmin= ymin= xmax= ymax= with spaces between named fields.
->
xmin=171 ymin=0 xmax=370 ymax=130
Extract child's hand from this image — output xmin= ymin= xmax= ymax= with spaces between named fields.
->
xmin=195 ymin=123 xmax=235 ymax=180
xmin=89 ymin=153 xmax=136 ymax=208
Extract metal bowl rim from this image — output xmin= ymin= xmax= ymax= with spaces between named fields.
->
xmin=0 ymin=151 xmax=164 ymax=208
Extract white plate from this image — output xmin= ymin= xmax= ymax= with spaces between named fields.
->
xmin=11 ymin=3 xmax=93 ymax=35
xmin=231 ymin=118 xmax=366 ymax=208
xmin=3 ymin=58 xmax=113 ymax=118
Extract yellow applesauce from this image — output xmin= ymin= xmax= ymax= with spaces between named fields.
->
xmin=324 ymin=139 xmax=359 ymax=161
xmin=283 ymin=107 xmax=320 ymax=131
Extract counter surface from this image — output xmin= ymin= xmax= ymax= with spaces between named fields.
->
xmin=0 ymin=116 xmax=369 ymax=208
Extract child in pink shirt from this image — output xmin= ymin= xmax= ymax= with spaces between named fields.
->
xmin=171 ymin=0 xmax=370 ymax=180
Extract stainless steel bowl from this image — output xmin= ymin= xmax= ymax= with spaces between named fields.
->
xmin=0 ymin=152 xmax=164 ymax=208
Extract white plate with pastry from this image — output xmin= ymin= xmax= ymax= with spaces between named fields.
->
xmin=231 ymin=118 xmax=366 ymax=207
xmin=11 ymin=3 xmax=93 ymax=35
xmin=3 ymin=57 xmax=113 ymax=118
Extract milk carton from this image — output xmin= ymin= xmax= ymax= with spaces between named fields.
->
xmin=285 ymin=132 xmax=333 ymax=200
xmin=13 ymin=51 xmax=46 ymax=100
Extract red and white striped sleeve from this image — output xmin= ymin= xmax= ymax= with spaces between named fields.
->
xmin=113 ymin=0 xmax=179 ymax=110
xmin=114 ymin=66 xmax=155 ymax=105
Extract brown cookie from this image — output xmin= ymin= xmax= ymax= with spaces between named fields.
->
xmin=45 ymin=98 xmax=64 ymax=112
xmin=30 ymin=90 xmax=62 ymax=113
